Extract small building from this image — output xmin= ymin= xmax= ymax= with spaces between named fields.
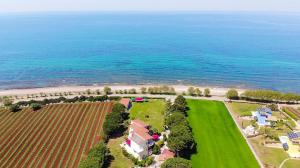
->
xmin=252 ymin=107 xmax=273 ymax=126
xmin=288 ymin=131 xmax=300 ymax=140
xmin=119 ymin=98 xmax=132 ymax=110
xmin=131 ymin=97 xmax=145 ymax=102
xmin=123 ymin=119 xmax=155 ymax=160
xmin=158 ymin=148 xmax=175 ymax=162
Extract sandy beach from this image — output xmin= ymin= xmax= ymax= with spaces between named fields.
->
xmin=0 ymin=84 xmax=246 ymax=98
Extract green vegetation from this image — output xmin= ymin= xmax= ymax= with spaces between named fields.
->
xmin=9 ymin=104 xmax=21 ymax=112
xmin=204 ymin=88 xmax=210 ymax=97
xmin=103 ymin=103 xmax=126 ymax=138
xmin=283 ymin=107 xmax=300 ymax=120
xmin=161 ymin=157 xmax=192 ymax=168
xmin=129 ymin=99 xmax=165 ymax=131
xmin=166 ymin=96 xmax=195 ymax=157
xmin=103 ymin=86 xmax=112 ymax=95
xmin=228 ymin=102 xmax=262 ymax=116
xmin=282 ymin=159 xmax=300 ymax=168
xmin=147 ymin=85 xmax=176 ymax=95
xmin=30 ymin=103 xmax=42 ymax=111
xmin=107 ymin=137 xmax=133 ymax=168
xmin=241 ymin=89 xmax=300 ymax=103
xmin=79 ymin=141 xmax=109 ymax=168
xmin=187 ymin=99 xmax=259 ymax=168
xmin=250 ymin=136 xmax=288 ymax=167
xmin=226 ymin=89 xmax=239 ymax=100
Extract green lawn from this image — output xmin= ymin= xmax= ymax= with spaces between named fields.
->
xmin=107 ymin=136 xmax=134 ymax=168
xmin=129 ymin=99 xmax=165 ymax=132
xmin=187 ymin=99 xmax=259 ymax=168
xmin=227 ymin=102 xmax=262 ymax=116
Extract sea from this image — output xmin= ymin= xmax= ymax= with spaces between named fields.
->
xmin=0 ymin=12 xmax=300 ymax=93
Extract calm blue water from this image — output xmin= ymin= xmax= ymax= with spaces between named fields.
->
xmin=0 ymin=12 xmax=300 ymax=93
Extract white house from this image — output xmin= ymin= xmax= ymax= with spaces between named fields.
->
xmin=123 ymin=119 xmax=154 ymax=160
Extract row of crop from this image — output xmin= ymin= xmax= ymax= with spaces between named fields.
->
xmin=28 ymin=104 xmax=75 ymax=168
xmin=0 ymin=108 xmax=16 ymax=129
xmin=283 ymin=107 xmax=300 ymax=120
xmin=83 ymin=103 xmax=109 ymax=156
xmin=0 ymin=108 xmax=31 ymax=142
xmin=56 ymin=103 xmax=95 ymax=168
xmin=16 ymin=105 xmax=73 ymax=168
xmin=63 ymin=103 xmax=100 ymax=168
xmin=68 ymin=103 xmax=102 ymax=168
xmin=71 ymin=103 xmax=104 ymax=168
xmin=0 ymin=105 xmax=54 ymax=167
xmin=35 ymin=104 xmax=80 ymax=168
xmin=0 ymin=108 xmax=44 ymax=164
xmin=46 ymin=103 xmax=92 ymax=168
xmin=9 ymin=105 xmax=64 ymax=168
xmin=92 ymin=102 xmax=113 ymax=146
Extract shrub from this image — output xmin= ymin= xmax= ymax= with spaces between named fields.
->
xmin=204 ymin=88 xmax=210 ymax=97
xmin=10 ymin=104 xmax=21 ymax=112
xmin=226 ymin=89 xmax=239 ymax=100
xmin=30 ymin=103 xmax=42 ymax=111
xmin=161 ymin=157 xmax=192 ymax=168
xmin=152 ymin=144 xmax=160 ymax=155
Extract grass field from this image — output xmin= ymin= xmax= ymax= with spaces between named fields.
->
xmin=282 ymin=159 xmax=300 ymax=168
xmin=129 ymin=99 xmax=165 ymax=131
xmin=107 ymin=136 xmax=134 ymax=168
xmin=187 ymin=99 xmax=259 ymax=168
xmin=250 ymin=135 xmax=288 ymax=167
xmin=227 ymin=102 xmax=262 ymax=116
xmin=0 ymin=102 xmax=113 ymax=168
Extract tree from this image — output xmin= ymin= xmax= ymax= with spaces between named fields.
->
xmin=103 ymin=86 xmax=112 ymax=95
xmin=204 ymin=88 xmax=210 ymax=97
xmin=79 ymin=141 xmax=109 ymax=168
xmin=167 ymin=125 xmax=194 ymax=156
xmin=30 ymin=103 xmax=42 ymax=111
xmin=103 ymin=111 xmax=123 ymax=137
xmin=112 ymin=103 xmax=126 ymax=114
xmin=194 ymin=88 xmax=202 ymax=97
xmin=226 ymin=89 xmax=239 ymax=100
xmin=166 ymin=112 xmax=187 ymax=129
xmin=3 ymin=96 xmax=13 ymax=107
xmin=174 ymin=95 xmax=187 ymax=107
xmin=10 ymin=104 xmax=21 ymax=112
xmin=187 ymin=87 xmax=195 ymax=96
xmin=129 ymin=88 xmax=137 ymax=94
xmin=161 ymin=157 xmax=192 ymax=168
xmin=267 ymin=103 xmax=278 ymax=111
xmin=140 ymin=87 xmax=147 ymax=94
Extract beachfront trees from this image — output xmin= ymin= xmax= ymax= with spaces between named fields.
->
xmin=2 ymin=96 xmax=13 ymax=107
xmin=187 ymin=87 xmax=195 ymax=96
xmin=204 ymin=88 xmax=210 ymax=97
xmin=140 ymin=87 xmax=147 ymax=94
xmin=194 ymin=88 xmax=202 ymax=97
xmin=103 ymin=86 xmax=112 ymax=95
xmin=161 ymin=157 xmax=192 ymax=168
xmin=241 ymin=89 xmax=300 ymax=103
xmin=226 ymin=89 xmax=239 ymax=100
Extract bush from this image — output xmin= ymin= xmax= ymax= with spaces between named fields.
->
xmin=204 ymin=88 xmax=210 ymax=97
xmin=226 ymin=89 xmax=239 ymax=100
xmin=152 ymin=144 xmax=160 ymax=155
xmin=10 ymin=104 xmax=21 ymax=112
xmin=30 ymin=103 xmax=42 ymax=111
xmin=267 ymin=103 xmax=278 ymax=111
xmin=161 ymin=157 xmax=192 ymax=168
xmin=3 ymin=96 xmax=13 ymax=107
xmin=103 ymin=86 xmax=112 ymax=95
xmin=241 ymin=89 xmax=300 ymax=103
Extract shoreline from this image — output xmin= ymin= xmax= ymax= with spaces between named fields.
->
xmin=0 ymin=84 xmax=247 ymax=97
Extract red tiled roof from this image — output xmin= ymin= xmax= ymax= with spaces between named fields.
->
xmin=159 ymin=149 xmax=175 ymax=161
xmin=120 ymin=98 xmax=131 ymax=107
xmin=134 ymin=129 xmax=153 ymax=140
xmin=131 ymin=119 xmax=148 ymax=128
